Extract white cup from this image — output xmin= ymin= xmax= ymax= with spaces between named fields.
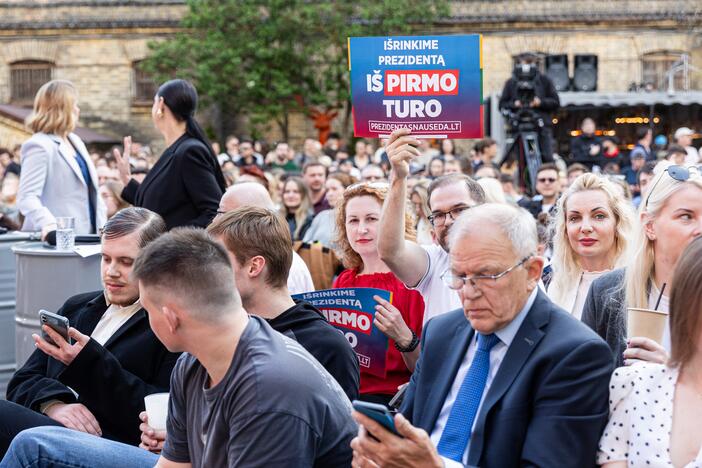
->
xmin=144 ymin=392 xmax=169 ymax=431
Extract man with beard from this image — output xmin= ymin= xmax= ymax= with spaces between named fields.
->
xmin=378 ymin=128 xmax=486 ymax=323
xmin=0 ymin=208 xmax=179 ymax=456
xmin=302 ymin=161 xmax=330 ymax=215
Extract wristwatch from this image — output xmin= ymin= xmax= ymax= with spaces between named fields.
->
xmin=394 ymin=330 xmax=419 ymax=353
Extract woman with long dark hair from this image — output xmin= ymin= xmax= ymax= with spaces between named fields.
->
xmin=114 ymin=79 xmax=226 ymax=229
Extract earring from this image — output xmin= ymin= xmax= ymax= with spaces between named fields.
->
xmin=156 ymin=110 xmax=163 ymax=117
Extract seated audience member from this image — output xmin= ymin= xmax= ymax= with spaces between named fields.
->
xmin=207 ymin=207 xmax=359 ymax=399
xmin=302 ymin=171 xmax=354 ymax=248
xmin=217 ymin=182 xmax=314 ymax=294
xmin=426 ymin=156 xmax=445 ymax=179
xmin=673 ymin=126 xmax=700 ymax=165
xmin=473 ymin=164 xmax=500 ymax=180
xmin=582 ymin=163 xmax=702 ymax=367
xmin=233 ymin=138 xmax=263 ymax=168
xmin=410 ymin=184 xmax=433 ymax=246
xmin=443 ymin=158 xmax=461 ymax=175
xmin=351 ymin=203 xmax=613 ymax=467
xmin=360 ymin=163 xmax=386 ymax=182
xmin=566 ymin=162 xmax=589 ymax=188
xmin=280 ymin=176 xmax=314 ymax=241
xmin=548 ymin=174 xmax=636 ymax=319
xmin=471 ymin=137 xmax=498 ymax=173
xmin=632 ymin=161 xmax=657 ymax=208
xmin=333 ymin=183 xmax=424 ymax=405
xmin=664 ymin=144 xmax=687 ymax=166
xmin=597 ymin=236 xmax=702 ymax=467
xmin=0 ymin=208 xmax=178 ymax=455
xmin=302 ymin=161 xmax=330 ymax=215
xmin=2 ymin=229 xmax=357 ymax=468
xmin=477 ymin=177 xmax=508 ymax=204
xmin=500 ymin=172 xmax=523 ymax=205
xmin=519 ymin=163 xmax=562 ymax=218
xmin=570 ymin=117 xmax=601 ymax=169
xmin=378 ymin=129 xmax=486 ymax=323
xmin=99 ymin=180 xmax=130 ymax=219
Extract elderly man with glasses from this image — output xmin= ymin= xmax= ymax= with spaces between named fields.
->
xmin=378 ymin=128 xmax=486 ymax=323
xmin=352 ymin=203 xmax=613 ymax=468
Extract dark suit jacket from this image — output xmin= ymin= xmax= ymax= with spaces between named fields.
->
xmin=401 ymin=290 xmax=613 ymax=467
xmin=581 ymin=269 xmax=627 ymax=368
xmin=121 ymin=134 xmax=225 ymax=229
xmin=7 ymin=291 xmax=180 ymax=445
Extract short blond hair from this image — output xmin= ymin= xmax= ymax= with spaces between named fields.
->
xmin=25 ymin=80 xmax=78 ymax=136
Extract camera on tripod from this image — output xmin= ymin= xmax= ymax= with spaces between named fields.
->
xmin=504 ymin=62 xmax=545 ymax=132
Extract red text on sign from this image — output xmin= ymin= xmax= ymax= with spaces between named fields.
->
xmin=384 ymin=70 xmax=460 ymax=96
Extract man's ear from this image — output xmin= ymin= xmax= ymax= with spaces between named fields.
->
xmin=526 ymin=256 xmax=545 ymax=290
xmin=162 ymin=305 xmax=180 ymax=334
xmin=247 ymin=255 xmax=266 ymax=280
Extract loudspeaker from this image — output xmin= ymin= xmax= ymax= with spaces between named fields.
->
xmin=545 ymin=54 xmax=570 ymax=91
xmin=573 ymin=54 xmax=598 ymax=91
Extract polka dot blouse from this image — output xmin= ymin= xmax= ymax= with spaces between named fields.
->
xmin=597 ymin=363 xmax=702 ymax=467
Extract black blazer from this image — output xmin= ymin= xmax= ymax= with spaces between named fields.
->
xmin=401 ymin=290 xmax=613 ymax=467
xmin=122 ymin=134 xmax=225 ymax=229
xmin=6 ymin=291 xmax=180 ymax=445
xmin=581 ymin=268 xmax=627 ymax=368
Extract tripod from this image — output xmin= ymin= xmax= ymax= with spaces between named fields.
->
xmin=502 ymin=130 xmax=543 ymax=196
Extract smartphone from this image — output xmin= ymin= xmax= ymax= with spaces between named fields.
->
xmin=352 ymin=400 xmax=401 ymax=437
xmin=388 ymin=384 xmax=408 ymax=410
xmin=38 ymin=310 xmax=71 ymax=346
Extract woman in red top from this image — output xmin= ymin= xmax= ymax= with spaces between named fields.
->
xmin=333 ymin=182 xmax=424 ymax=405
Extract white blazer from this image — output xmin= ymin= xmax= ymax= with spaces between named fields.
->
xmin=17 ymin=132 xmax=106 ymax=234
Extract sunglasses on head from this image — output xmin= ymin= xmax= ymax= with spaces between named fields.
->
xmin=644 ymin=165 xmax=701 ymax=209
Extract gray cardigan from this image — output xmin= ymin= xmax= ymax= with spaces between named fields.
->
xmin=581 ymin=268 xmax=626 ymax=368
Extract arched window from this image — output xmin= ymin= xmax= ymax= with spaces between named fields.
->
xmin=133 ymin=60 xmax=158 ymax=104
xmin=641 ymin=51 xmax=687 ymax=91
xmin=10 ymin=60 xmax=53 ymax=103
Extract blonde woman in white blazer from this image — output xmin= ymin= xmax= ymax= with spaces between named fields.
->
xmin=17 ymin=80 xmax=106 ymax=236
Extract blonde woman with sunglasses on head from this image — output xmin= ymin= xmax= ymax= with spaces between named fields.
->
xmin=548 ymin=173 xmax=636 ymax=320
xmin=582 ymin=162 xmax=702 ymax=368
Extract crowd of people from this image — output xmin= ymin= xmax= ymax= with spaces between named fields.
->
xmin=0 ymin=77 xmax=700 ymax=467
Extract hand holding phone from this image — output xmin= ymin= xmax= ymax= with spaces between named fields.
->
xmin=352 ymin=400 xmax=402 ymax=438
xmin=38 ymin=310 xmax=71 ymax=346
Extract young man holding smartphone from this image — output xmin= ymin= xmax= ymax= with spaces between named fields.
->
xmin=0 ymin=208 xmax=179 ymax=456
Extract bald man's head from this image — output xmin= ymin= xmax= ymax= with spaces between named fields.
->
xmin=219 ymin=182 xmax=275 ymax=212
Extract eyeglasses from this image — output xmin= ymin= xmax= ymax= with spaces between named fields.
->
xmin=644 ymin=165 xmax=701 ymax=209
xmin=440 ymin=256 xmax=531 ymax=291
xmin=537 ymin=177 xmax=557 ymax=184
xmin=428 ymin=205 xmax=471 ymax=227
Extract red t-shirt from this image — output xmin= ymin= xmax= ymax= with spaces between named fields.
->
xmin=333 ymin=269 xmax=424 ymax=395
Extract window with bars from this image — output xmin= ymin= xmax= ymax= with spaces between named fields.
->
xmin=641 ymin=51 xmax=686 ymax=91
xmin=133 ymin=61 xmax=158 ymax=104
xmin=10 ymin=61 xmax=53 ymax=103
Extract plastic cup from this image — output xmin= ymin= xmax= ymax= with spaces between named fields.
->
xmin=627 ymin=307 xmax=668 ymax=344
xmin=55 ymin=217 xmax=75 ymax=251
xmin=144 ymin=393 xmax=169 ymax=431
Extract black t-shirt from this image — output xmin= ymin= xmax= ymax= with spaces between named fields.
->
xmin=161 ymin=316 xmax=356 ymax=468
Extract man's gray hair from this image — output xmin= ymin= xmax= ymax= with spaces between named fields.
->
xmin=448 ymin=203 xmax=537 ymax=258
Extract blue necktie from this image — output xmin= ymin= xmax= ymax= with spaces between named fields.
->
xmin=437 ymin=333 xmax=501 ymax=462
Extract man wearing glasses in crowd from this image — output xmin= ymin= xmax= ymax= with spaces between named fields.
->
xmin=378 ymin=128 xmax=486 ymax=323
xmin=353 ymin=203 xmax=613 ymax=467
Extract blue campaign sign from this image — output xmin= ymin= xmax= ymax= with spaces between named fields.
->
xmin=293 ymin=287 xmax=391 ymax=378
xmin=348 ymin=34 xmax=483 ymax=139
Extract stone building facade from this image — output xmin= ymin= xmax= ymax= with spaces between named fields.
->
xmin=0 ymin=0 xmax=187 ymax=152
xmin=1 ymin=0 xmax=700 ymax=148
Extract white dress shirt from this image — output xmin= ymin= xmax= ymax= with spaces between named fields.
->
xmin=430 ymin=288 xmax=538 ymax=467
xmin=90 ymin=295 xmax=142 ymax=346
